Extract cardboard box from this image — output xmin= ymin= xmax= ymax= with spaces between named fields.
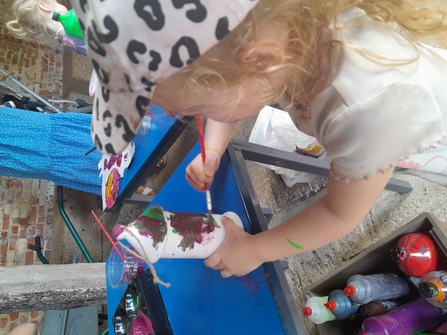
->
xmin=304 ymin=212 xmax=447 ymax=335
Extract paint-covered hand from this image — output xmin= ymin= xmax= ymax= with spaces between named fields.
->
xmin=205 ymin=216 xmax=263 ymax=277
xmin=185 ymin=149 xmax=220 ymax=191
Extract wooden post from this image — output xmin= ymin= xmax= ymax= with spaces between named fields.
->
xmin=0 ymin=263 xmax=106 ymax=314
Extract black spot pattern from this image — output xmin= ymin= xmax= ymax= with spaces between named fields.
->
xmin=127 ymin=40 xmax=147 ymax=64
xmin=172 ymin=0 xmax=207 ymax=23
xmin=104 ymin=123 xmax=112 ymax=137
xmin=148 ymin=50 xmax=161 ymax=71
xmin=79 ymin=0 xmax=88 ymax=13
xmin=215 ymin=16 xmax=229 ymax=40
xmin=141 ymin=77 xmax=156 ymax=92
xmin=170 ymin=36 xmax=200 ymax=67
xmin=92 ymin=60 xmax=109 ymax=85
xmin=115 ymin=115 xmax=135 ymax=143
xmin=92 ymin=17 xmax=119 ymax=44
xmin=102 ymin=87 xmax=110 ymax=102
xmin=94 ymin=134 xmax=103 ymax=151
xmin=95 ymin=97 xmax=100 ymax=121
xmin=104 ymin=143 xmax=116 ymax=155
xmin=134 ymin=0 xmax=165 ymax=31
xmin=78 ymin=18 xmax=86 ymax=35
xmin=88 ymin=27 xmax=106 ymax=57
xmin=136 ymin=96 xmax=150 ymax=117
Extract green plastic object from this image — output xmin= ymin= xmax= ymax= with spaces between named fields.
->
xmin=52 ymin=9 xmax=84 ymax=39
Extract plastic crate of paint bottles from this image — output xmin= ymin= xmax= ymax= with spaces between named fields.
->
xmin=304 ymin=212 xmax=447 ymax=335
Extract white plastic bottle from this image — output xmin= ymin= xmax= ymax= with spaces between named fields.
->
xmin=302 ymin=296 xmax=336 ymax=324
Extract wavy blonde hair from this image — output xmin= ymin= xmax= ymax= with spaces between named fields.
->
xmin=174 ymin=0 xmax=447 ymax=113
xmin=6 ymin=0 xmax=55 ymax=39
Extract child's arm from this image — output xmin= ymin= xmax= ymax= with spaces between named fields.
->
xmin=186 ymin=119 xmax=240 ymax=190
xmin=205 ymin=166 xmax=394 ymax=277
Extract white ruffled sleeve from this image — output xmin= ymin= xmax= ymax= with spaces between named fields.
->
xmin=317 ymin=82 xmax=446 ymax=181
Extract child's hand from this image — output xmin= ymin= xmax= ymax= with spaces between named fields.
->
xmin=186 ymin=149 xmax=220 ymax=191
xmin=205 ymin=216 xmax=263 ymax=277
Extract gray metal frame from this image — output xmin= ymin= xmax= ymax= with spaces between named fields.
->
xmin=231 ymin=139 xmax=413 ymax=194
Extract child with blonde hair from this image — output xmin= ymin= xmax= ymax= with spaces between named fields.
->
xmin=6 ymin=0 xmax=87 ymax=55
xmin=73 ymin=0 xmax=447 ymax=277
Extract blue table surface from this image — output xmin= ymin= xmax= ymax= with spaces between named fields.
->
xmin=117 ymin=105 xmax=178 ymax=200
xmin=106 ymin=142 xmax=286 ymax=335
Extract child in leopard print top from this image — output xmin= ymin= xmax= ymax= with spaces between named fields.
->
xmin=73 ymin=0 xmax=447 ymax=278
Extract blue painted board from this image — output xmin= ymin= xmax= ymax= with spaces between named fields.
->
xmin=107 ymin=141 xmax=285 ymax=335
xmin=114 ymin=105 xmax=178 ymax=207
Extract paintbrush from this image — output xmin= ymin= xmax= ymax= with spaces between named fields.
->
xmin=197 ymin=114 xmax=214 ymax=232
xmin=91 ymin=210 xmax=125 ymax=261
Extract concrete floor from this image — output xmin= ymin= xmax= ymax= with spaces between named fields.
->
xmin=58 ymin=54 xmax=447 ymax=335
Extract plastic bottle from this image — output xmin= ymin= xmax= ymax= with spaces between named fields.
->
xmin=302 ymin=296 xmax=336 ymax=324
xmin=418 ymin=270 xmax=447 ymax=309
xmin=344 ymin=273 xmax=410 ymax=304
xmin=361 ymin=297 xmax=444 ymax=335
xmin=324 ymin=289 xmax=359 ymax=319
xmin=138 ymin=110 xmax=152 ymax=136
xmin=390 ymin=232 xmax=437 ymax=277
xmin=52 ymin=9 xmax=84 ymax=39
xmin=359 ymin=301 xmax=400 ymax=318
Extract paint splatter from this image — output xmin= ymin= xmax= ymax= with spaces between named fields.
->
xmin=286 ymin=237 xmax=303 ymax=250
xmin=132 ymin=205 xmax=167 ymax=248
xmin=235 ymin=274 xmax=260 ymax=292
xmin=170 ymin=212 xmax=219 ymax=251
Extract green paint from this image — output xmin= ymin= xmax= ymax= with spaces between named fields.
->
xmin=141 ymin=204 xmax=165 ymax=221
xmin=286 ymin=238 xmax=303 ymax=250
xmin=172 ymin=228 xmax=178 ymax=234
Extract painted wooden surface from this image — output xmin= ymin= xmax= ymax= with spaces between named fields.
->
xmin=106 ymin=142 xmax=290 ymax=335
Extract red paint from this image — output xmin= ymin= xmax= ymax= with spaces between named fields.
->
xmin=235 ymin=274 xmax=260 ymax=292
xmin=390 ymin=233 xmax=437 ymax=277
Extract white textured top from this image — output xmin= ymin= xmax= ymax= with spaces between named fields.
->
xmin=305 ymin=8 xmax=447 ymax=180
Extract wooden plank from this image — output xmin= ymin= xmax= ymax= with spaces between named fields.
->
xmin=58 ymin=187 xmax=103 ymax=264
xmin=50 ymin=185 xmax=65 ymax=264
xmin=66 ymin=307 xmax=98 ymax=335
xmin=0 ymin=263 xmax=106 ymax=313
xmin=41 ymin=310 xmax=68 ymax=335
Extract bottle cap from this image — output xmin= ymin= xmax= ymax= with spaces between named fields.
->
xmin=324 ymin=300 xmax=337 ymax=310
xmin=302 ymin=306 xmax=313 ymax=317
xmin=52 ymin=12 xmax=61 ymax=21
xmin=390 ymin=246 xmax=409 ymax=262
xmin=344 ymin=285 xmax=356 ymax=296
xmin=418 ymin=282 xmax=439 ymax=298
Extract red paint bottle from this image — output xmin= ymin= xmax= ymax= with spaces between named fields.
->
xmin=390 ymin=233 xmax=437 ymax=277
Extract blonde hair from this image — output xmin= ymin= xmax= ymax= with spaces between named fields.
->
xmin=6 ymin=0 xmax=54 ymax=39
xmin=174 ymin=0 xmax=447 ymax=113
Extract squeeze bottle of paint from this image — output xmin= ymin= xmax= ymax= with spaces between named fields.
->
xmin=344 ymin=273 xmax=410 ymax=304
xmin=302 ymin=296 xmax=336 ymax=324
xmin=113 ymin=205 xmax=244 ymax=264
xmin=52 ymin=9 xmax=84 ymax=39
xmin=324 ymin=289 xmax=359 ymax=319
xmin=359 ymin=300 xmax=400 ymax=318
xmin=418 ymin=270 xmax=447 ymax=309
xmin=361 ymin=297 xmax=444 ymax=335
xmin=390 ymin=233 xmax=437 ymax=277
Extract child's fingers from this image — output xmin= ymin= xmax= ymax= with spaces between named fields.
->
xmin=185 ymin=172 xmax=205 ymax=191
